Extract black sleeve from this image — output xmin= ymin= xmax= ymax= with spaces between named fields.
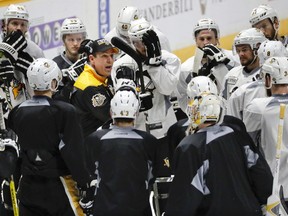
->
xmin=144 ymin=133 xmax=158 ymax=180
xmin=167 ymin=119 xmax=187 ymax=167
xmin=84 ymin=131 xmax=102 ymax=177
xmin=241 ymin=131 xmax=273 ymax=204
xmin=52 ymin=81 xmax=74 ymax=103
xmin=82 ymin=86 xmax=111 ymax=122
xmin=165 ymin=137 xmax=205 ymax=215
xmin=58 ymin=104 xmax=92 ymax=187
xmin=222 ymin=116 xmax=273 ymax=204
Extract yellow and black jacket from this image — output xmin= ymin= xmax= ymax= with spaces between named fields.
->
xmin=71 ymin=64 xmax=113 ymax=137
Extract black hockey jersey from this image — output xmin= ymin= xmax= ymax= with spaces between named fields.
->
xmin=53 ymin=52 xmax=76 ymax=102
xmin=165 ymin=115 xmax=273 ymax=216
xmin=71 ymin=65 xmax=113 ymax=137
xmin=8 ymin=95 xmax=91 ymax=187
xmin=85 ymin=125 xmax=158 ymax=216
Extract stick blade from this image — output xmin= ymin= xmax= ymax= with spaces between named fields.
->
xmin=267 ymin=194 xmax=280 ymax=216
xmin=192 ymin=47 xmax=204 ymax=75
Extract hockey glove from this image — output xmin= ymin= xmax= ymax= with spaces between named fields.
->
xmin=139 ymin=91 xmax=153 ymax=112
xmin=79 ymin=179 xmax=97 ymax=215
xmin=202 ymin=44 xmax=230 ymax=66
xmin=62 ymin=57 xmax=87 ymax=83
xmin=78 ymin=39 xmax=94 ymax=56
xmin=115 ymin=66 xmax=135 ymax=80
xmin=142 ymin=30 xmax=162 ymax=67
xmin=14 ymin=51 xmax=34 ymax=77
xmin=0 ymin=97 xmax=9 ymax=115
xmin=0 ymin=30 xmax=27 ymax=63
xmin=0 ymin=139 xmax=19 ymax=179
xmin=0 ymin=59 xmax=14 ymax=83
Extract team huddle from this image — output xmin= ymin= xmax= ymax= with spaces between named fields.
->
xmin=0 ymin=3 xmax=287 ymax=216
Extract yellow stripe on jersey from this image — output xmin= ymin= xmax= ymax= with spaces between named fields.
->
xmin=173 ymin=17 xmax=288 ymax=63
xmin=60 ymin=175 xmax=84 ymax=216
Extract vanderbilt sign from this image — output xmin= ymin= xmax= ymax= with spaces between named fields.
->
xmin=141 ymin=0 xmax=193 ymax=21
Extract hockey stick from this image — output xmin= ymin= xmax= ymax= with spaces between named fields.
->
xmin=279 ymin=185 xmax=288 ymax=215
xmin=111 ymin=37 xmax=146 ymax=93
xmin=266 ymin=103 xmax=286 ymax=216
xmin=0 ymin=100 xmax=19 ymax=216
xmin=191 ymin=47 xmax=204 ymax=77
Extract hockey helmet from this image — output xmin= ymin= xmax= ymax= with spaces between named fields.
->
xmin=187 ymin=76 xmax=218 ymax=99
xmin=234 ymin=28 xmax=266 ymax=51
xmin=258 ymin=40 xmax=288 ymax=65
xmin=261 ymin=57 xmax=288 ymax=86
xmin=110 ymin=90 xmax=140 ymax=120
xmin=193 ymin=18 xmax=220 ymax=39
xmin=187 ymin=93 xmax=222 ymax=129
xmin=3 ymin=4 xmax=29 ymax=25
xmin=60 ymin=17 xmax=87 ymax=38
xmin=249 ymin=4 xmax=278 ymax=26
xmin=117 ymin=6 xmax=141 ymax=38
xmin=128 ymin=17 xmax=153 ymax=41
xmin=27 ymin=58 xmax=62 ymax=91
xmin=114 ymin=78 xmax=137 ymax=94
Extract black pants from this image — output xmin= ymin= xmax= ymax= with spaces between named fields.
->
xmin=18 ymin=175 xmax=83 ymax=216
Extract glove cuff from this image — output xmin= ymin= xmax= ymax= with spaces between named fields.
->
xmin=146 ymin=56 xmax=162 ymax=67
xmin=0 ymin=43 xmax=18 ymax=62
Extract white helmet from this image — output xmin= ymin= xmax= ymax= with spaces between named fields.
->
xmin=187 ymin=76 xmax=218 ymax=99
xmin=187 ymin=93 xmax=222 ymax=129
xmin=110 ymin=90 xmax=140 ymax=120
xmin=193 ymin=18 xmax=220 ymax=39
xmin=27 ymin=58 xmax=62 ymax=91
xmin=261 ymin=57 xmax=288 ymax=86
xmin=114 ymin=78 xmax=137 ymax=93
xmin=60 ymin=18 xmax=87 ymax=38
xmin=117 ymin=6 xmax=140 ymax=38
xmin=234 ymin=28 xmax=266 ymax=51
xmin=249 ymin=4 xmax=278 ymax=26
xmin=128 ymin=18 xmax=153 ymax=41
xmin=258 ymin=40 xmax=288 ymax=65
xmin=4 ymin=4 xmax=29 ymax=25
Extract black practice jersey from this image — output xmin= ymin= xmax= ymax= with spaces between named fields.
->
xmin=165 ymin=115 xmax=273 ymax=216
xmin=53 ymin=52 xmax=75 ymax=102
xmin=53 ymin=52 xmax=74 ymax=70
xmin=167 ymin=118 xmax=189 ymax=167
xmin=85 ymin=125 xmax=158 ymax=216
xmin=8 ymin=95 xmax=90 ymax=187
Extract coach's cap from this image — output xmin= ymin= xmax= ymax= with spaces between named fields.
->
xmin=91 ymin=38 xmax=119 ymax=54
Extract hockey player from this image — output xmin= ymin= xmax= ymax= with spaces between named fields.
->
xmin=105 ymin=6 xmax=171 ymax=55
xmin=53 ymin=18 xmax=87 ymax=70
xmin=176 ymin=18 xmax=238 ymax=113
xmin=111 ymin=17 xmax=180 ymax=213
xmin=1 ymin=4 xmax=44 ymax=58
xmin=7 ymin=58 xmax=95 ymax=216
xmin=71 ymin=38 xmax=119 ymax=137
xmin=85 ymin=89 xmax=157 ymax=215
xmin=244 ymin=56 xmax=288 ymax=198
xmin=112 ymin=17 xmax=180 ymax=170
xmin=249 ymin=4 xmax=283 ymax=43
xmin=167 ymin=76 xmax=218 ymax=165
xmin=164 ymin=93 xmax=273 ymax=216
xmin=0 ymin=4 xmax=44 ymax=106
xmin=221 ymin=28 xmax=266 ymax=99
xmin=0 ymin=4 xmax=44 ymax=215
xmin=52 ymin=17 xmax=87 ymax=102
xmin=227 ymin=40 xmax=288 ymax=119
